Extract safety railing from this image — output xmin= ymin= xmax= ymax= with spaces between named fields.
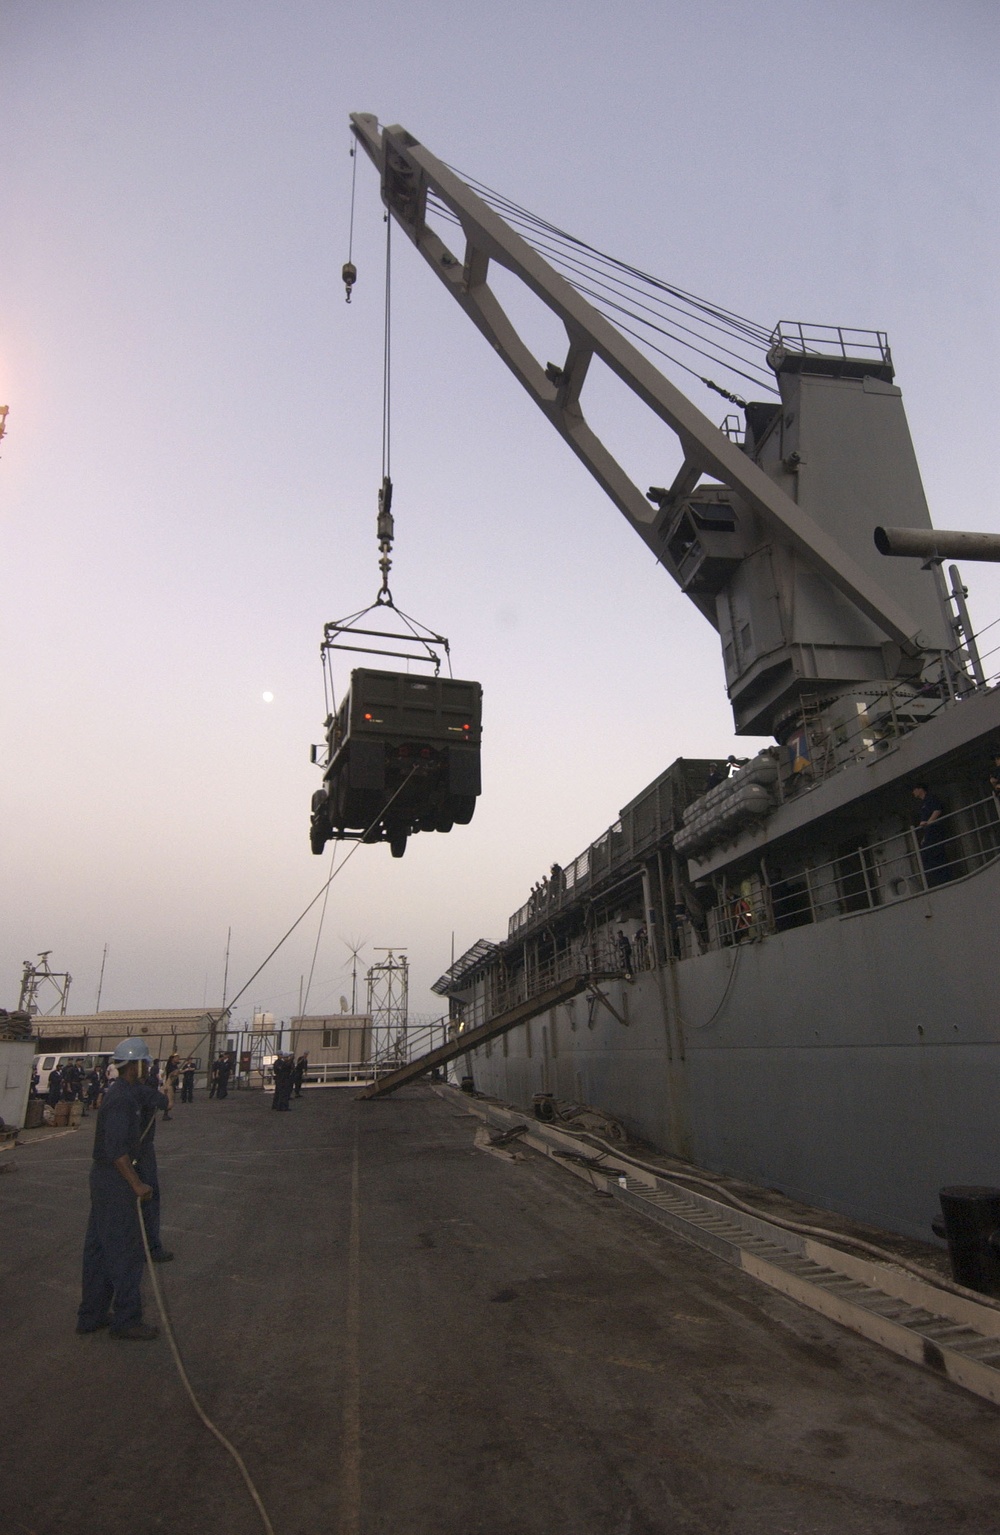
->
xmin=768 ymin=321 xmax=891 ymax=364
xmin=455 ymin=934 xmax=627 ymax=1032
xmin=508 ymin=768 xmax=691 ymax=937
xmin=711 ymin=794 xmax=1000 ymax=946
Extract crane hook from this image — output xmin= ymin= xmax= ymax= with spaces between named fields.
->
xmin=342 ymin=261 xmax=357 ymax=303
xmin=376 ymin=475 xmax=394 ymax=603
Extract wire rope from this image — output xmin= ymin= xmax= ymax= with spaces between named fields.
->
xmin=303 ymin=842 xmax=339 ymax=1015
xmin=424 ymin=189 xmax=778 ymax=396
xmin=347 ymin=137 xmax=358 ymax=265
xmin=206 ymin=769 xmax=418 ymax=1027
xmin=428 ymin=195 xmax=773 ymax=385
xmin=436 ymin=174 xmax=774 ymax=343
xmin=138 ymin=1198 xmax=276 ymax=1534
xmin=382 ymin=213 xmax=392 ymax=481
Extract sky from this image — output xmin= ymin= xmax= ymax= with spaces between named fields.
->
xmin=1 ymin=0 xmax=998 ymax=1028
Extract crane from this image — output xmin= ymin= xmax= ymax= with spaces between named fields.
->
xmin=348 ymin=115 xmax=965 ymax=746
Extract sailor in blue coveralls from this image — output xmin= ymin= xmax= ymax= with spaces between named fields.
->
xmin=76 ymin=1037 xmax=159 ymax=1341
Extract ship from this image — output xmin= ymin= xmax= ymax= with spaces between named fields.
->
xmin=350 ymin=116 xmax=1000 ymax=1244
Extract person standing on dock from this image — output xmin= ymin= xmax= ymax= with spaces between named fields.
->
xmin=272 ymin=1054 xmax=293 ymax=1111
xmin=292 ymin=1054 xmax=308 ymax=1098
xmin=180 ymin=1059 xmax=196 ymax=1103
xmin=76 ymin=1038 xmax=158 ymax=1342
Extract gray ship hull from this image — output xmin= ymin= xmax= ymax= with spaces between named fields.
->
xmin=463 ymin=842 xmax=998 ymax=1244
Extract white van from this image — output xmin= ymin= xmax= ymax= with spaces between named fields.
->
xmin=32 ymin=1051 xmax=113 ymax=1094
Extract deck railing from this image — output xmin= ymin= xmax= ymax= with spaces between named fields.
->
xmin=710 ymin=793 xmax=1000 ymax=947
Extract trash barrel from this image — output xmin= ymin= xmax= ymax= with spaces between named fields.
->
xmin=936 ymin=1186 xmax=1000 ymax=1298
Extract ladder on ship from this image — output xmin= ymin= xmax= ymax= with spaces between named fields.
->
xmin=357 ymin=969 xmax=622 ymax=1100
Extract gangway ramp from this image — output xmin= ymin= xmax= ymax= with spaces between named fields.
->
xmin=357 ymin=971 xmax=612 ymax=1099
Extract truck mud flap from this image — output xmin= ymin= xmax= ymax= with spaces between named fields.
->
xmin=349 ymin=740 xmax=386 ymax=791
xmin=448 ymin=746 xmax=481 ymax=797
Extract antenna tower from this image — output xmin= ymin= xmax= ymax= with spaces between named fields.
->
xmin=18 ymin=952 xmax=73 ymax=1016
xmin=366 ymin=949 xmax=409 ymax=1066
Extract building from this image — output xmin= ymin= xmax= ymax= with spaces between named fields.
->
xmin=287 ymin=1014 xmax=372 ymax=1072
xmin=30 ymin=1008 xmax=228 ymax=1069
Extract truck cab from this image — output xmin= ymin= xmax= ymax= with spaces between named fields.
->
xmin=310 ymin=668 xmax=482 ymax=857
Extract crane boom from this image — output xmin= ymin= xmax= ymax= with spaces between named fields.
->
xmin=349 ymin=115 xmax=967 ymax=737
xmin=350 ymin=115 xmax=923 ymax=653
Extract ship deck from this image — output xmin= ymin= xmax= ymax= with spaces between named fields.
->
xmin=2 ymin=1085 xmax=997 ymax=1534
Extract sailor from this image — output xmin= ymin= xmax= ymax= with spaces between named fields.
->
xmin=46 ymin=1065 xmax=63 ymax=1107
xmin=76 ymin=1038 xmax=159 ymax=1341
xmin=181 ymin=1059 xmax=196 ymax=1103
xmin=292 ymin=1054 xmax=308 ymax=1098
xmin=272 ymin=1054 xmax=294 ymax=1111
xmin=912 ymin=784 xmax=950 ymax=888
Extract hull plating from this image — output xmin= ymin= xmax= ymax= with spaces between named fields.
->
xmin=464 ymin=857 xmax=1000 ymax=1241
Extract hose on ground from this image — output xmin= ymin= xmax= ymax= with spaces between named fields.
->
xmin=540 ymin=1123 xmax=1000 ymax=1317
xmin=137 ymin=1195 xmax=277 ymax=1534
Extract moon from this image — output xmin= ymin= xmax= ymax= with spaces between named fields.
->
xmin=262 ymin=691 xmax=274 ymax=703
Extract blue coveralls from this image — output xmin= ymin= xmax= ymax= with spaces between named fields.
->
xmin=77 ymin=1078 xmax=146 ymax=1332
xmin=135 ymin=1082 xmax=169 ymax=1258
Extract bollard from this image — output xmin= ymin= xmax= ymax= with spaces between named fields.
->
xmin=935 ymin=1186 xmax=1000 ymax=1298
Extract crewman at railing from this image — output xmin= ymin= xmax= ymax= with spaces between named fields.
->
xmin=911 ymin=784 xmax=949 ymax=888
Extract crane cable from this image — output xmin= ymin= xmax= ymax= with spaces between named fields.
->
xmin=209 ymin=769 xmax=418 ymax=1027
xmin=302 ymin=841 xmax=338 ymax=1015
xmin=381 ymin=211 xmax=392 ymax=484
xmin=426 ymin=182 xmax=779 ymax=397
xmin=343 ymin=137 xmax=358 ymax=302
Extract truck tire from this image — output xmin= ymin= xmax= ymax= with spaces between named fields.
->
xmin=389 ymin=829 xmax=408 ymax=859
xmin=451 ymin=795 xmax=476 ymax=825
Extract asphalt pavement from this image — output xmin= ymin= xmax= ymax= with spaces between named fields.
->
xmin=1 ymin=1083 xmax=998 ymax=1535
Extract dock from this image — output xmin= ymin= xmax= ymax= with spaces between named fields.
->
xmin=1 ymin=1084 xmax=997 ymax=1533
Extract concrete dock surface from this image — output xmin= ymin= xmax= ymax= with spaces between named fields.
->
xmin=1 ymin=1083 xmax=998 ymax=1535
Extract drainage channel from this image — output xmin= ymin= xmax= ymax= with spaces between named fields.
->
xmin=444 ymin=1088 xmax=1000 ymax=1409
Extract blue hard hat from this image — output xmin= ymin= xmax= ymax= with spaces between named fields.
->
xmin=113 ymin=1037 xmax=152 ymax=1063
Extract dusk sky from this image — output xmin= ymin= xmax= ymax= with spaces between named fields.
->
xmin=2 ymin=0 xmax=997 ymax=1027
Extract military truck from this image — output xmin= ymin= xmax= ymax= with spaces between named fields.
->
xmin=310 ymin=668 xmax=482 ymax=858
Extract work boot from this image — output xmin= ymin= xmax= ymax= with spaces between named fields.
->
xmin=150 ymin=1249 xmax=174 ymax=1263
xmin=109 ymin=1322 xmax=159 ymax=1341
xmin=75 ymin=1318 xmax=109 ymax=1334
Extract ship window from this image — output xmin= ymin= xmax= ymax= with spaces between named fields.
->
xmin=322 ymin=1029 xmax=340 ymax=1048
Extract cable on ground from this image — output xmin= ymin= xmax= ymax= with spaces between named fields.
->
xmin=137 ymin=1196 xmax=276 ymax=1535
xmin=553 ymin=1125 xmax=1000 ymax=1315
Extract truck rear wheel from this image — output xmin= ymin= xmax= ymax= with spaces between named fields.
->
xmin=389 ymin=829 xmax=408 ymax=858
xmin=451 ymin=795 xmax=476 ymax=825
